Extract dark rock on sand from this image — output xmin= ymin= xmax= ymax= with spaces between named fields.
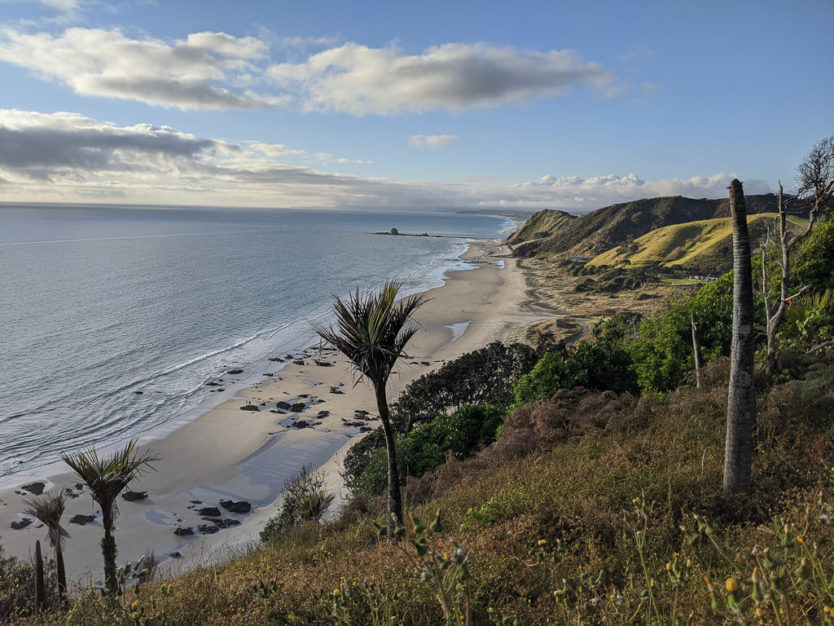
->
xmin=240 ymin=405 xmax=259 ymax=411
xmin=197 ymin=524 xmax=219 ymax=534
xmin=227 ymin=368 xmax=244 ymax=375
xmin=220 ymin=500 xmax=251 ymax=514
xmin=206 ymin=381 xmax=220 ymax=387
xmin=69 ymin=514 xmax=96 ymax=526
xmin=214 ymin=518 xmax=241 ymax=529
xmin=275 ymin=401 xmax=292 ymax=410
xmin=293 ymin=359 xmax=305 ymax=366
xmin=170 ymin=551 xmax=183 ymax=558
xmin=11 ymin=519 xmax=32 ymax=530
xmin=174 ymin=527 xmax=194 ymax=536
xmin=317 ymin=410 xmax=330 ymax=418
xmin=292 ymin=420 xmax=310 ymax=429
xmin=198 ymin=507 xmax=222 ymax=517
xmin=314 ymin=360 xmax=333 ymax=367
xmin=268 ymin=357 xmax=284 ymax=362
xmin=290 ymin=403 xmax=306 ymax=412
xmin=122 ymin=491 xmax=148 ymax=502
xmin=21 ymin=482 xmax=45 ymax=495
xmin=329 ymin=387 xmax=344 ymax=394
xmin=134 ymin=391 xmax=144 ymax=394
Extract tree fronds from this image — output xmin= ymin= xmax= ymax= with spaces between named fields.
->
xmin=24 ymin=491 xmax=70 ymax=551
xmin=62 ymin=438 xmax=159 ymax=521
xmin=312 ymin=280 xmax=427 ymax=387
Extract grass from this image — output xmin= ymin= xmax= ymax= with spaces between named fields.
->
xmin=14 ymin=355 xmax=834 ymax=624
xmin=588 ymin=214 xmax=807 ymax=272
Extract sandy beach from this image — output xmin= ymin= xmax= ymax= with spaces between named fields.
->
xmin=0 ymin=238 xmax=550 ymax=588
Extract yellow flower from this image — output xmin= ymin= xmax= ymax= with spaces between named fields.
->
xmin=131 ymin=600 xmax=139 ymax=610
xmin=537 ymin=539 xmax=547 ymax=546
xmin=130 ymin=612 xmax=140 ymax=620
xmin=725 ymin=577 xmax=739 ymax=593
xmin=755 ymin=607 xmax=764 ymax=617
xmin=796 ymin=535 xmax=804 ymax=544
xmin=332 ymin=588 xmax=341 ymax=597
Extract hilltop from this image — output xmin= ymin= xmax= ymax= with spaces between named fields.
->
xmin=509 ymin=193 xmax=809 ymax=262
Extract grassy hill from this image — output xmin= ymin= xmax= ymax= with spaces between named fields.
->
xmin=510 ymin=193 xmax=808 ymax=262
xmin=30 ymin=356 xmax=834 ymax=624
xmin=588 ymin=213 xmax=807 ymax=274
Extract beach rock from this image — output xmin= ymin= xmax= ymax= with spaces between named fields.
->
xmin=290 ymin=403 xmax=306 ymax=412
xmin=220 ymin=500 xmax=251 ymax=514
xmin=240 ymin=405 xmax=259 ymax=411
xmin=329 ymin=387 xmax=344 ymax=394
xmin=314 ymin=360 xmax=333 ymax=367
xmin=292 ymin=420 xmax=310 ymax=429
xmin=206 ymin=382 xmax=220 ymax=387
xmin=69 ymin=514 xmax=96 ymax=526
xmin=292 ymin=359 xmax=305 ymax=366
xmin=215 ymin=518 xmax=241 ymax=529
xmin=268 ymin=357 xmax=284 ymax=362
xmin=197 ymin=523 xmax=219 ymax=534
xmin=134 ymin=391 xmax=144 ymax=395
xmin=63 ymin=487 xmax=79 ymax=499
xmin=173 ymin=527 xmax=194 ymax=536
xmin=275 ymin=401 xmax=292 ymax=410
xmin=227 ymin=368 xmax=244 ymax=375
xmin=122 ymin=491 xmax=148 ymax=502
xmin=359 ymin=426 xmax=373 ymax=432
xmin=421 ymin=361 xmax=431 ymax=366
xmin=390 ymin=227 xmax=400 ymax=235
xmin=262 ymin=373 xmax=274 ymax=376
xmin=317 ymin=411 xmax=330 ymax=418
xmin=170 ymin=551 xmax=182 ymax=558
xmin=21 ymin=482 xmax=45 ymax=495
xmin=198 ymin=507 xmax=222 ymax=517
xmin=10 ymin=518 xmax=32 ymax=530
xmin=189 ymin=500 xmax=202 ymax=504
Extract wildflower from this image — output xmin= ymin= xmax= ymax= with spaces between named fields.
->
xmin=332 ymin=588 xmax=341 ymax=597
xmin=537 ymin=539 xmax=547 ymax=546
xmin=725 ymin=577 xmax=739 ymax=593
xmin=755 ymin=606 xmax=764 ymax=618
xmin=796 ymin=535 xmax=804 ymax=544
xmin=131 ymin=600 xmax=139 ymax=610
xmin=130 ymin=612 xmax=140 ymax=620
xmin=665 ymin=562 xmax=672 ymax=571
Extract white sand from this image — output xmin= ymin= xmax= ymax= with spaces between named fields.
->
xmin=0 ymin=240 xmax=549 ymax=587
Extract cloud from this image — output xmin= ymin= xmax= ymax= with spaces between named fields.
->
xmin=268 ymin=42 xmax=614 ymax=114
xmin=0 ymin=27 xmax=275 ymax=109
xmin=510 ymin=172 xmax=773 ymax=211
xmin=408 ymin=134 xmax=459 ymax=148
xmin=0 ymin=109 xmax=771 ymax=210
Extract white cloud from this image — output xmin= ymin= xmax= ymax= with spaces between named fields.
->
xmin=0 ymin=109 xmax=772 ymax=210
xmin=268 ymin=42 xmax=614 ymax=114
xmin=0 ymin=27 xmax=275 ymax=109
xmin=408 ymin=134 xmax=459 ymax=148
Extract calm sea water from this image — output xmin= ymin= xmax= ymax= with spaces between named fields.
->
xmin=0 ymin=205 xmax=510 ymax=479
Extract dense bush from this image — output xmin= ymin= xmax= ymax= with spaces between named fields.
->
xmin=793 ymin=215 xmax=834 ymax=292
xmin=391 ymin=341 xmax=538 ymax=430
xmin=0 ymin=545 xmax=59 ymax=620
xmin=513 ymin=342 xmax=638 ymax=405
xmin=352 ymin=405 xmax=504 ymax=496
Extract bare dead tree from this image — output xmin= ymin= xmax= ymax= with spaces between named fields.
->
xmin=690 ymin=312 xmax=703 ymax=388
xmin=760 ymin=136 xmax=834 ymax=374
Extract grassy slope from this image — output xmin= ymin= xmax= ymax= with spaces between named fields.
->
xmin=589 ymin=213 xmax=807 ymax=272
xmin=511 ymin=194 xmax=807 ymax=262
xmin=45 ymin=357 xmax=834 ymax=625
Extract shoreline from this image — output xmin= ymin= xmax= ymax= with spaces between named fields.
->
xmin=0 ymin=238 xmax=551 ymax=586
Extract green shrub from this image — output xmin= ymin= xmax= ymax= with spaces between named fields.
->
xmin=514 ymin=342 xmax=638 ymax=405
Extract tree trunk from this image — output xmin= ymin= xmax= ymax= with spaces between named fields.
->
xmin=375 ymin=384 xmax=403 ymax=538
xmin=56 ymin=548 xmax=67 ymax=606
xmin=723 ymin=179 xmax=757 ymax=496
xmin=690 ymin=312 xmax=703 ymax=388
xmin=34 ymin=540 xmax=45 ymax=611
xmin=101 ymin=512 xmax=118 ymax=595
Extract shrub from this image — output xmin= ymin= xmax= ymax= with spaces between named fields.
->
xmin=261 ymin=464 xmax=334 ymax=543
xmin=513 ymin=342 xmax=638 ymax=405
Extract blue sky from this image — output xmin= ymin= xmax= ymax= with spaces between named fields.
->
xmin=0 ymin=0 xmax=831 ymax=212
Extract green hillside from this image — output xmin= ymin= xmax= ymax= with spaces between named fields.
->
xmin=589 ymin=213 xmax=807 ymax=273
xmin=511 ymin=193 xmax=808 ymax=262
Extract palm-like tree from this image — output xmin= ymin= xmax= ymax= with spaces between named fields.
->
xmin=313 ymin=280 xmax=426 ymax=536
xmin=62 ymin=438 xmax=158 ymax=595
xmin=723 ymin=179 xmax=757 ymax=495
xmin=25 ymin=491 xmax=70 ymax=605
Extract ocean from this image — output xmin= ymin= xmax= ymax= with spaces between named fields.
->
xmin=0 ymin=205 xmax=511 ymax=479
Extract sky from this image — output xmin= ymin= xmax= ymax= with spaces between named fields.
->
xmin=0 ymin=0 xmax=831 ymax=213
